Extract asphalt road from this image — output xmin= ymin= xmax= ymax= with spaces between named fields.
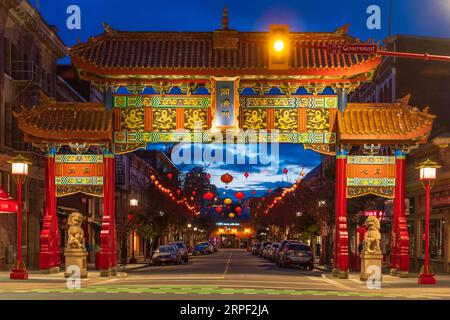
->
xmin=0 ymin=249 xmax=449 ymax=300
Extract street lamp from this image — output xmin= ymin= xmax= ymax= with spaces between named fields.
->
xmin=7 ymin=154 xmax=31 ymax=280
xmin=129 ymin=198 xmax=138 ymax=264
xmin=416 ymin=159 xmax=441 ymax=285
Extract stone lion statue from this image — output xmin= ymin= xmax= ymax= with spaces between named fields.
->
xmin=363 ymin=216 xmax=381 ymax=255
xmin=67 ymin=212 xmax=85 ymax=250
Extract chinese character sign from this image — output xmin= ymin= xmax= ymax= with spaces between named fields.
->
xmin=346 ymin=155 xmax=396 ymax=199
xmin=211 ymin=76 xmax=239 ymax=131
xmin=54 ymin=155 xmax=104 ymax=197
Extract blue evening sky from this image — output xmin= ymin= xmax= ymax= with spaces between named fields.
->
xmin=30 ymin=0 xmax=449 ymax=199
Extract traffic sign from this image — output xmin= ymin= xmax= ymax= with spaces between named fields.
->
xmin=328 ymin=44 xmax=378 ymax=55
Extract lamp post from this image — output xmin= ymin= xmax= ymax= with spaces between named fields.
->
xmin=129 ymin=198 xmax=138 ymax=264
xmin=8 ymin=154 xmax=31 ymax=280
xmin=416 ymin=159 xmax=441 ymax=285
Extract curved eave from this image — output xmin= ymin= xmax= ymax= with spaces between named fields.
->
xmin=338 ymin=123 xmax=433 ymax=144
xmin=18 ymin=125 xmax=112 ymax=144
xmin=70 ymin=55 xmax=381 ymax=79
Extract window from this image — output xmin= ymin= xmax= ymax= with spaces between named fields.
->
xmin=421 ymin=218 xmax=445 ymax=260
xmin=4 ymin=102 xmax=12 ymax=147
xmin=4 ymin=38 xmax=11 ymax=75
xmin=407 ymin=221 xmax=415 ymax=257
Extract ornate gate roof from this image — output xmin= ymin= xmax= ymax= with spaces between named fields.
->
xmin=70 ymin=23 xmax=381 ymax=83
xmin=14 ymin=94 xmax=111 ymax=144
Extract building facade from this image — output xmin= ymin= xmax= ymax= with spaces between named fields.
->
xmin=0 ymin=0 xmax=66 ymax=270
xmin=351 ymin=35 xmax=450 ymax=273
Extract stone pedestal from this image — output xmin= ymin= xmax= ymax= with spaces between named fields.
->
xmin=360 ymin=253 xmax=383 ymax=282
xmin=64 ymin=249 xmax=88 ymax=278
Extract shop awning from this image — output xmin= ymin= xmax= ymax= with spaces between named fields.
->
xmin=0 ymin=187 xmax=18 ymax=213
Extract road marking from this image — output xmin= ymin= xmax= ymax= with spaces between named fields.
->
xmin=224 ymin=252 xmax=232 ymax=274
xmin=320 ymin=274 xmax=354 ymax=291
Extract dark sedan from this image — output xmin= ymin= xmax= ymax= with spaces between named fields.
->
xmin=152 ymin=245 xmax=183 ymax=265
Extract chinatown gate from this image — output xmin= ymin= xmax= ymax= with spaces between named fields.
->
xmin=14 ymin=17 xmax=435 ymax=278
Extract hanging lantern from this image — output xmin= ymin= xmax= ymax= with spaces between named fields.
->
xmin=235 ymin=206 xmax=242 ymax=214
xmin=283 ymin=168 xmax=288 ymax=175
xmin=215 ymin=206 xmax=223 ymax=213
xmin=167 ymin=172 xmax=173 ymax=180
xmin=206 ymin=173 xmax=211 ymax=179
xmin=244 ymin=171 xmax=249 ymax=179
xmin=150 ymin=174 xmax=156 ymax=181
xmin=234 ymin=191 xmax=245 ymax=201
xmin=154 ymin=180 xmax=159 ymax=186
xmin=224 ymin=198 xmax=232 ymax=205
xmin=251 ymin=190 xmax=256 ymax=195
xmin=203 ymin=191 xmax=214 ymax=200
xmin=267 ymin=189 xmax=272 ymax=194
xmin=192 ymin=191 xmax=197 ymax=196
xmin=220 ymin=173 xmax=233 ymax=187
xmin=229 ymin=213 xmax=235 ymax=218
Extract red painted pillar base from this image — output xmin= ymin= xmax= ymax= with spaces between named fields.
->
xmin=418 ymin=273 xmax=436 ymax=285
xmin=333 ymin=149 xmax=349 ymax=279
xmin=39 ymin=148 xmax=60 ymax=273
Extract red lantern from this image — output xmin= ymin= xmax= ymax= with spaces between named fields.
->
xmin=167 ymin=172 xmax=173 ymax=180
xmin=244 ymin=172 xmax=249 ymax=179
xmin=206 ymin=173 xmax=211 ymax=179
xmin=235 ymin=206 xmax=242 ymax=214
xmin=215 ymin=206 xmax=222 ymax=213
xmin=268 ymin=189 xmax=272 ymax=194
xmin=177 ymin=189 xmax=181 ymax=195
xmin=234 ymin=191 xmax=245 ymax=201
xmin=221 ymin=173 xmax=233 ymax=185
xmin=192 ymin=191 xmax=196 ymax=196
xmin=283 ymin=168 xmax=288 ymax=175
xmin=127 ymin=213 xmax=134 ymax=222
xmin=203 ymin=191 xmax=214 ymax=200
xmin=251 ymin=190 xmax=256 ymax=195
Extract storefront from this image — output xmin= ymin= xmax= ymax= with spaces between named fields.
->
xmin=211 ymin=222 xmax=253 ymax=249
xmin=408 ymin=190 xmax=450 ymax=273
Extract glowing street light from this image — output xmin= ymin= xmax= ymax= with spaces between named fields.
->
xmin=273 ymin=39 xmax=285 ymax=52
xmin=416 ymin=159 xmax=441 ymax=285
xmin=129 ymin=198 xmax=138 ymax=207
xmin=128 ymin=198 xmax=139 ymax=264
xmin=7 ymin=154 xmax=31 ymax=280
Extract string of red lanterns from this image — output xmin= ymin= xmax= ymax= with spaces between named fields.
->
xmin=150 ymin=173 xmax=199 ymax=215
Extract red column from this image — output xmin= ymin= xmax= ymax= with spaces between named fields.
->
xmin=391 ymin=150 xmax=409 ymax=276
xmin=39 ymin=148 xmax=60 ymax=272
xmin=334 ymin=149 xmax=349 ymax=278
xmin=98 ymin=150 xmax=116 ymax=276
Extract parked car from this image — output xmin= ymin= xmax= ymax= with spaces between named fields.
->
xmin=152 ymin=245 xmax=183 ymax=265
xmin=276 ymin=240 xmax=301 ymax=266
xmin=199 ymin=242 xmax=215 ymax=254
xmin=258 ymin=241 xmax=272 ymax=257
xmin=168 ymin=242 xmax=189 ymax=263
xmin=193 ymin=243 xmax=210 ymax=255
xmin=262 ymin=243 xmax=272 ymax=259
xmin=251 ymin=243 xmax=260 ymax=255
xmin=278 ymin=243 xmax=314 ymax=270
xmin=267 ymin=243 xmax=280 ymax=261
